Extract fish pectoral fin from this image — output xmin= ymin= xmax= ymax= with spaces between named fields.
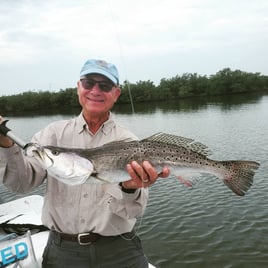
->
xmin=96 ymin=176 xmax=112 ymax=183
xmin=85 ymin=175 xmax=109 ymax=184
xmin=86 ymin=170 xmax=130 ymax=184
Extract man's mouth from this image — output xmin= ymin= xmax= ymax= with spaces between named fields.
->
xmin=86 ymin=97 xmax=104 ymax=103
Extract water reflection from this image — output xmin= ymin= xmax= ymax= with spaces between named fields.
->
xmin=3 ymin=92 xmax=265 ymax=117
xmin=113 ymin=93 xmax=264 ymax=114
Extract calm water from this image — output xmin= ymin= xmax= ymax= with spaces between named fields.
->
xmin=1 ymin=94 xmax=268 ymax=267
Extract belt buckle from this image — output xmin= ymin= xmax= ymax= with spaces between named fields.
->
xmin=78 ymin=232 xmax=91 ymax=245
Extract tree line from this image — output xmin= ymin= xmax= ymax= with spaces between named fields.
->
xmin=1 ymin=68 xmax=267 ymax=114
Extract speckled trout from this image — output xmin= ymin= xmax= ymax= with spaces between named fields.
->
xmin=27 ymin=133 xmax=260 ymax=196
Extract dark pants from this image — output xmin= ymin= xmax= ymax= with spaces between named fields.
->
xmin=42 ymin=231 xmax=148 ymax=268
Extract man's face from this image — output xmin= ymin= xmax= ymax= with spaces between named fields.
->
xmin=77 ymin=74 xmax=121 ymax=116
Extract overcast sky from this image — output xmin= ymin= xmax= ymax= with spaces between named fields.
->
xmin=0 ymin=0 xmax=267 ymax=95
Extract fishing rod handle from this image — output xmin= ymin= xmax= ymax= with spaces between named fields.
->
xmin=0 ymin=120 xmax=11 ymax=136
xmin=0 ymin=120 xmax=27 ymax=149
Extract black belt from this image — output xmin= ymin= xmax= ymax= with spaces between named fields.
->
xmin=52 ymin=231 xmax=102 ymax=245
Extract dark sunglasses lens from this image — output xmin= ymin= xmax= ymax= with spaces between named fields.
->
xmin=81 ymin=79 xmax=114 ymax=92
xmin=98 ymin=83 xmax=113 ymax=92
xmin=81 ymin=79 xmax=94 ymax=90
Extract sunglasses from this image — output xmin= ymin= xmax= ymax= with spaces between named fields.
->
xmin=80 ymin=78 xmax=115 ymax=92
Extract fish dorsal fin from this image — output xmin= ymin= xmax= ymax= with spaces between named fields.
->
xmin=143 ymin=132 xmax=212 ymax=156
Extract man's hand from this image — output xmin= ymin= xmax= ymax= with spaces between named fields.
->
xmin=123 ymin=160 xmax=170 ymax=189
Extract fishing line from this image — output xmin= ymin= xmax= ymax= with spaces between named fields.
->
xmin=107 ymin=0 xmax=135 ymax=113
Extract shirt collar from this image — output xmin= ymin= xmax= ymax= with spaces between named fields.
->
xmin=76 ymin=112 xmax=88 ymax=134
xmin=102 ymin=113 xmax=116 ymax=135
xmin=76 ymin=112 xmax=116 ymax=135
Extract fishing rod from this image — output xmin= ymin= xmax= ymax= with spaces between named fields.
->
xmin=0 ymin=120 xmax=27 ymax=149
xmin=107 ymin=0 xmax=135 ymax=114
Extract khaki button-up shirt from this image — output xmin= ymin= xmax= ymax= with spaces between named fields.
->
xmin=0 ymin=113 xmax=148 ymax=235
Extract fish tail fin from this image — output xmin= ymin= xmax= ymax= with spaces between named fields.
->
xmin=221 ymin=160 xmax=260 ymax=196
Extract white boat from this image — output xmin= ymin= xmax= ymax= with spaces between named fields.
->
xmin=0 ymin=195 xmax=48 ymax=267
xmin=0 ymin=195 xmax=156 ymax=267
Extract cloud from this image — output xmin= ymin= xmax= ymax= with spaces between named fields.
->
xmin=0 ymin=0 xmax=267 ymax=95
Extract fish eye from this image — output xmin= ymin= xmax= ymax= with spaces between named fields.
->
xmin=51 ymin=150 xmax=60 ymax=156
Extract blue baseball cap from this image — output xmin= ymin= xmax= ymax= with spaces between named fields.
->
xmin=80 ymin=59 xmax=119 ymax=85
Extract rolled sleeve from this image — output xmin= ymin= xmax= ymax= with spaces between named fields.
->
xmin=0 ymin=144 xmax=46 ymax=193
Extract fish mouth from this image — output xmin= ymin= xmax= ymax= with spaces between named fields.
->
xmin=32 ymin=147 xmax=54 ymax=168
xmin=24 ymin=143 xmax=43 ymax=158
xmin=32 ymin=148 xmax=44 ymax=160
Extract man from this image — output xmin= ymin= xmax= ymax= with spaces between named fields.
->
xmin=0 ymin=59 xmax=169 ymax=268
